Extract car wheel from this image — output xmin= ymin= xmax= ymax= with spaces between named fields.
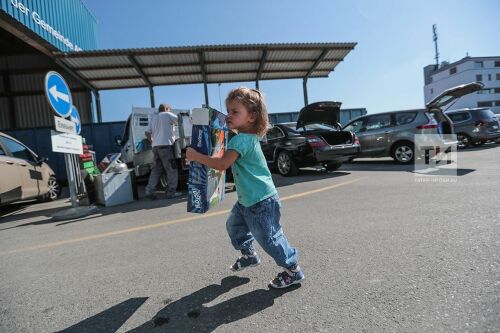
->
xmin=40 ymin=176 xmax=61 ymax=202
xmin=325 ymin=162 xmax=342 ymax=171
xmin=276 ymin=150 xmax=298 ymax=176
xmin=392 ymin=141 xmax=414 ymax=164
xmin=456 ymin=133 xmax=471 ymax=149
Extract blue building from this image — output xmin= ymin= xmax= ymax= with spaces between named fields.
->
xmin=0 ymin=0 xmax=98 ymax=129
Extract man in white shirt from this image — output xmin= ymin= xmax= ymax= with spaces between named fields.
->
xmin=145 ymin=104 xmax=182 ymax=199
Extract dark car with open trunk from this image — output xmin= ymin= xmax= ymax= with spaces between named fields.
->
xmin=261 ymin=101 xmax=361 ymax=176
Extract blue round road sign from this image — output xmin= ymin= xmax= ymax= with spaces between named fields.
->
xmin=69 ymin=105 xmax=81 ymax=134
xmin=45 ymin=71 xmax=72 ymax=118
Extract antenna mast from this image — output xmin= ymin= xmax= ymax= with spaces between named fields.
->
xmin=433 ymin=24 xmax=439 ymax=68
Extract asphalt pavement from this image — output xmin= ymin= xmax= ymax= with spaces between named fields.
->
xmin=0 ymin=144 xmax=499 ymax=332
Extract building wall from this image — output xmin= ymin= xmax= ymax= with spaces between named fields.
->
xmin=0 ymin=0 xmax=97 ymax=51
xmin=424 ymin=57 xmax=500 ymax=114
xmin=0 ymin=0 xmax=98 ymax=130
xmin=0 ymin=53 xmax=93 ymax=130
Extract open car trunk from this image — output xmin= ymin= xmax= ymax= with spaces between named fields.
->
xmin=426 ymin=82 xmax=484 ymax=110
xmin=425 ymin=82 xmax=484 ymax=136
xmin=429 ymin=110 xmax=453 ymax=134
xmin=307 ymin=130 xmax=354 ymax=145
xmin=296 ymin=101 xmax=342 ymax=129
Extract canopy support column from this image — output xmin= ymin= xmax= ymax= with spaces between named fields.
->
xmin=303 ymin=49 xmax=329 ymax=106
xmin=255 ymin=49 xmax=267 ymax=92
xmin=303 ymin=78 xmax=308 ymax=106
xmin=129 ymin=55 xmax=155 ymax=108
xmin=199 ymin=51 xmax=209 ymax=107
xmin=203 ymin=83 xmax=209 ymax=107
xmin=93 ymin=90 xmax=102 ymax=123
xmin=149 ymin=86 xmax=155 ymax=108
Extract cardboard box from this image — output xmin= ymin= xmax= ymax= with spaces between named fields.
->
xmin=188 ymin=108 xmax=228 ymax=213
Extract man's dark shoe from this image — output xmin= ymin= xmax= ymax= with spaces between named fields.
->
xmin=166 ymin=191 xmax=182 ymax=199
xmin=145 ymin=193 xmax=157 ymax=200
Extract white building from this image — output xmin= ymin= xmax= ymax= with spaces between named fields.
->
xmin=423 ymin=56 xmax=500 ymax=114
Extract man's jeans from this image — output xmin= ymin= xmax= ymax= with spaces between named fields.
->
xmin=226 ymin=194 xmax=298 ymax=268
xmin=145 ymin=145 xmax=178 ymax=195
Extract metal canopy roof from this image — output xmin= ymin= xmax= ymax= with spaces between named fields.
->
xmin=53 ymin=43 xmax=356 ymax=90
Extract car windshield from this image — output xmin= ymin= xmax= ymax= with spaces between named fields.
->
xmin=282 ymin=122 xmax=336 ymax=132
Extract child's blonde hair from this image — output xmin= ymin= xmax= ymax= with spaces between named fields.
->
xmin=226 ymin=87 xmax=269 ymax=137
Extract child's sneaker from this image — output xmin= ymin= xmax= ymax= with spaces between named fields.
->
xmin=269 ymin=265 xmax=304 ymax=289
xmin=230 ymin=254 xmax=261 ymax=272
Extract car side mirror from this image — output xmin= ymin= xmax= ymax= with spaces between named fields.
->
xmin=37 ymin=156 xmax=48 ymax=165
xmin=114 ymin=135 xmax=122 ymax=146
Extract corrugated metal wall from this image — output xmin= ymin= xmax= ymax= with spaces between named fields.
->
xmin=0 ymin=0 xmax=97 ymax=51
xmin=0 ymin=0 xmax=97 ymax=129
xmin=0 ymin=98 xmax=9 ymax=125
xmin=0 ymin=53 xmax=93 ymax=130
xmin=9 ymin=91 xmax=92 ymax=128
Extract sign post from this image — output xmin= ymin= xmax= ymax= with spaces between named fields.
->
xmin=64 ymin=154 xmax=78 ymax=208
xmin=44 ymin=71 xmax=97 ymax=220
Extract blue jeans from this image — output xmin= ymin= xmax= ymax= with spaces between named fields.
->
xmin=226 ymin=194 xmax=298 ymax=268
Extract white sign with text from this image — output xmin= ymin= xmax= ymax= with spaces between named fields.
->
xmin=51 ymin=130 xmax=83 ymax=154
xmin=54 ymin=116 xmax=76 ymax=134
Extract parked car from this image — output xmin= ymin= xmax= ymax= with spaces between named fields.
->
xmin=342 ymin=82 xmax=483 ymax=164
xmin=495 ymin=114 xmax=500 ymax=144
xmin=0 ymin=132 xmax=61 ymax=205
xmin=260 ymin=101 xmax=361 ymax=176
xmin=445 ymin=108 xmax=500 ymax=148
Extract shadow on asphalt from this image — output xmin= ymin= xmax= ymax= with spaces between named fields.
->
xmin=343 ymin=159 xmax=414 ymax=172
xmin=0 ymin=188 xmax=213 ymax=229
xmin=272 ymin=168 xmax=350 ymax=187
xmin=343 ymin=160 xmax=475 ymax=176
xmin=56 ymin=297 xmax=148 ymax=333
xmin=57 ymin=276 xmax=300 ymax=333
xmin=0 ymin=170 xmax=349 ymax=229
xmin=456 ymin=142 xmax=499 ymax=152
xmin=0 ymin=202 xmax=31 ymax=219
xmin=0 ymin=202 xmax=67 ymax=225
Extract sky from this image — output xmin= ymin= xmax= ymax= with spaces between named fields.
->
xmin=83 ymin=0 xmax=500 ymax=122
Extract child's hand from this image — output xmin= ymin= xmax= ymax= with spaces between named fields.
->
xmin=186 ymin=147 xmax=198 ymax=162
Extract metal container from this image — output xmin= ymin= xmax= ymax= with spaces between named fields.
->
xmin=94 ymin=171 xmax=134 ymax=207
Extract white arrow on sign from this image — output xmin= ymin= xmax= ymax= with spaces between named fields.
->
xmin=49 ymin=85 xmax=70 ymax=103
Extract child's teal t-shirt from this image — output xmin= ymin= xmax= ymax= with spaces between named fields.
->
xmin=227 ymin=133 xmax=277 ymax=207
